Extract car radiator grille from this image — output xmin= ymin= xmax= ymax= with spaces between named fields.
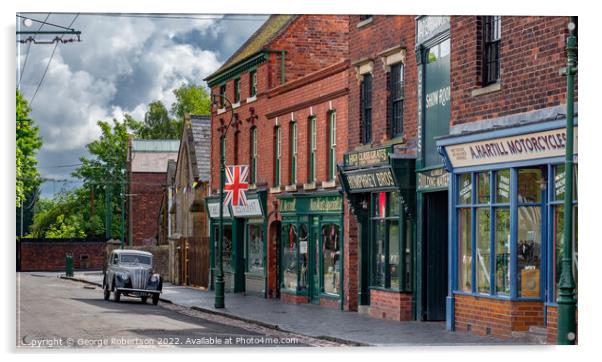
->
xmin=131 ymin=269 xmax=150 ymax=289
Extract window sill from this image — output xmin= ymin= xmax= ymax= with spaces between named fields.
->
xmin=471 ymin=82 xmax=501 ymax=97
xmin=246 ymin=96 xmax=257 ymax=104
xmin=249 ymin=183 xmax=257 ymax=190
xmin=322 ymin=179 xmax=336 ymax=189
xmin=232 ymin=102 xmax=241 ymax=109
xmin=369 ymin=286 xmax=411 ymax=294
xmin=285 ymin=184 xmax=297 ymax=192
xmin=382 ymin=134 xmax=406 ymax=146
xmin=356 ymin=17 xmax=373 ymax=28
xmin=303 ymin=182 xmax=317 ymax=191
xmin=269 ymin=186 xmax=282 ymax=194
xmin=217 ymin=107 xmax=226 ymax=115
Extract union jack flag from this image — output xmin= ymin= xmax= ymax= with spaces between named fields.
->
xmin=224 ymin=165 xmax=249 ymax=207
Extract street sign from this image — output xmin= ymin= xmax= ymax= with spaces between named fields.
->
xmin=224 ymin=165 xmax=249 ymax=207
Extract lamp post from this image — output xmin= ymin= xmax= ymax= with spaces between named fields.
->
xmin=557 ymin=16 xmax=577 ymax=345
xmin=211 ymin=93 xmax=234 ymax=309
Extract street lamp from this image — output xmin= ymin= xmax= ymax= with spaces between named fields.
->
xmin=211 ymin=93 xmax=234 ymax=309
xmin=557 ymin=16 xmax=577 ymax=345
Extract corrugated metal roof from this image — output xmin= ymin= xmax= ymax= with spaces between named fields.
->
xmin=132 ymin=139 xmax=180 ymax=152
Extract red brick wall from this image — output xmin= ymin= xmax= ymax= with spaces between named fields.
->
xmin=450 ymin=16 xmax=577 ymax=126
xmin=129 ymin=172 xmax=165 ymax=245
xmin=454 ymin=294 xmax=544 ymax=339
xmin=348 ymin=15 xmax=417 ymax=153
xmin=368 ymin=289 xmax=413 ymax=321
xmin=320 ymin=297 xmax=340 ymax=309
xmin=280 ymin=291 xmax=309 ymax=304
xmin=344 ymin=200 xmax=358 ymax=311
xmin=19 ymin=240 xmax=105 ymax=271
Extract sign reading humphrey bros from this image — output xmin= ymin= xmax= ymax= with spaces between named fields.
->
xmin=345 ymin=167 xmax=397 ymax=192
xmin=444 ymin=127 xmax=579 ymax=168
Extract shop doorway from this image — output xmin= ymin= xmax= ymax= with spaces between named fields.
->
xmin=422 ymin=191 xmax=448 ymax=321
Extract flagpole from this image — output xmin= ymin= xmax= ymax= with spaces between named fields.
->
xmin=212 ymin=94 xmax=234 ymax=309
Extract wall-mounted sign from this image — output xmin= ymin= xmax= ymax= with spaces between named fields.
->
xmin=279 ymin=198 xmax=296 ymax=213
xmin=344 ymin=147 xmax=390 ymax=168
xmin=443 ymin=127 xmax=578 ymax=168
xmin=231 ymin=198 xmax=263 ymax=218
xmin=309 ymin=196 xmax=342 ymax=212
xmin=207 ymin=202 xmax=231 ymax=218
xmin=416 ymin=16 xmax=450 ymax=45
xmin=417 ymin=168 xmax=449 ymax=191
xmin=345 ymin=167 xmax=396 ymax=193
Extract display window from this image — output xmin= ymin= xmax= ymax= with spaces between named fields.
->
xmin=246 ymin=223 xmax=264 ymax=274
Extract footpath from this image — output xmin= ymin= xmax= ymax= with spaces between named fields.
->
xmin=58 ymin=271 xmax=522 ymax=346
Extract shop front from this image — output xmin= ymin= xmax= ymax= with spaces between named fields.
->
xmin=437 ymin=118 xmax=578 ymax=339
xmin=339 ymin=146 xmax=416 ymax=321
xmin=277 ymin=192 xmax=344 ymax=309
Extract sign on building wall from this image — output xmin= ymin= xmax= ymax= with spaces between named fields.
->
xmin=207 ymin=202 xmax=231 ymax=218
xmin=443 ymin=127 xmax=579 ymax=168
xmin=345 ymin=167 xmax=397 ymax=192
xmin=417 ymin=167 xmax=449 ymax=191
xmin=416 ymin=16 xmax=450 ymax=45
xmin=231 ymin=198 xmax=263 ymax=218
xmin=344 ymin=147 xmax=390 ymax=168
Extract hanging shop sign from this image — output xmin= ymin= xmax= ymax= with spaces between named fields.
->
xmin=417 ymin=167 xmax=449 ymax=191
xmin=231 ymin=198 xmax=263 ymax=218
xmin=443 ymin=126 xmax=579 ymax=168
xmin=345 ymin=167 xmax=397 ymax=193
xmin=207 ymin=201 xmax=231 ymax=218
xmin=344 ymin=146 xmax=390 ymax=168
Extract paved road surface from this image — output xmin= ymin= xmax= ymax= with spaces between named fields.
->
xmin=16 ymin=273 xmax=341 ymax=349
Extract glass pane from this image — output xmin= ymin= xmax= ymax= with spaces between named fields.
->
xmin=554 ymin=164 xmax=566 ymax=201
xmin=458 ymin=208 xmax=472 ymax=292
xmin=518 ymin=168 xmax=544 ymax=203
xmin=389 ymin=221 xmax=400 ymax=289
xmin=298 ymin=224 xmax=309 ymax=290
xmin=554 ymin=205 xmax=579 ymax=301
xmin=389 ymin=192 xmax=401 ymax=217
xmin=495 ymin=169 xmax=510 ymax=203
xmin=373 ymin=220 xmax=386 ymax=287
xmin=404 ymin=219 xmax=412 ymax=289
xmin=322 ymin=224 xmax=340 ymax=295
xmin=495 ymin=208 xmax=510 ymax=295
xmin=574 ymin=165 xmax=578 ymax=200
xmin=283 ymin=224 xmax=298 ymax=290
xmin=222 ymin=225 xmax=233 ymax=272
xmin=477 ymin=172 xmax=490 ymax=204
xmin=476 ymin=208 xmax=491 ymax=293
xmin=458 ymin=174 xmax=472 ymax=205
xmin=517 ymin=206 xmax=542 ymax=297
xmin=247 ymin=224 xmax=264 ymax=274
xmin=373 ymin=192 xmax=386 ymax=218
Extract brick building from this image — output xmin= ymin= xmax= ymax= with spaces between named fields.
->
xmin=436 ymin=16 xmax=578 ymax=342
xmin=204 ymin=15 xmax=350 ymax=303
xmin=126 ymin=139 xmax=179 ymax=246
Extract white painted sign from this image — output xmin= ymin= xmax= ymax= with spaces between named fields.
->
xmin=231 ymin=198 xmax=263 ymax=218
xmin=208 ymin=202 xmax=231 ymax=218
xmin=444 ymin=127 xmax=578 ymax=168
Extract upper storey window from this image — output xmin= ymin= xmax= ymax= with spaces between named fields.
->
xmin=483 ymin=16 xmax=501 ymax=85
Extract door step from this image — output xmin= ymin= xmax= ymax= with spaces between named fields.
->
xmin=511 ymin=325 xmax=548 ymax=344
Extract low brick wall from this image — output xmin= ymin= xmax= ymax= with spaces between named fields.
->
xmin=454 ymin=294 xmax=544 ymax=339
xmin=281 ymin=291 xmax=309 ymax=304
xmin=368 ymin=289 xmax=413 ymax=321
xmin=320 ymin=297 xmax=340 ymax=309
xmin=19 ymin=238 xmax=105 ymax=272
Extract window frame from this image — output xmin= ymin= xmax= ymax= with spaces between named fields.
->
xmin=274 ymin=126 xmax=281 ymax=187
xmin=234 ymin=78 xmax=241 ymax=103
xmin=308 ymin=116 xmax=317 ymax=182
xmin=389 ymin=62 xmax=404 ymax=138
xmin=219 ymin=84 xmax=226 ymax=108
xmin=290 ymin=121 xmax=297 ymax=185
xmin=482 ymin=16 xmax=501 ymax=86
xmin=328 ymin=111 xmax=337 ymax=181
xmin=250 ymin=127 xmax=257 ymax=185
xmin=360 ymin=74 xmax=373 ymax=144
xmin=250 ymin=70 xmax=257 ymax=97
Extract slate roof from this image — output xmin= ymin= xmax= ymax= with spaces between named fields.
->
xmin=187 ymin=115 xmax=211 ymax=182
xmin=205 ymin=15 xmax=296 ymax=81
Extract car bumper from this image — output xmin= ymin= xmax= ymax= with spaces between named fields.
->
xmin=116 ymin=288 xmax=161 ymax=296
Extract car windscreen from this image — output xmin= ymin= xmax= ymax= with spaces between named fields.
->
xmin=120 ymin=254 xmax=151 ymax=265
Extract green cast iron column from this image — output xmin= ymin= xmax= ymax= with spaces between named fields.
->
xmin=215 ymin=132 xmax=225 ymax=308
xmin=557 ymin=16 xmax=577 ymax=345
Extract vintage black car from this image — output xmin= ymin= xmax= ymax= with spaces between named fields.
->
xmin=103 ymin=250 xmax=162 ymax=305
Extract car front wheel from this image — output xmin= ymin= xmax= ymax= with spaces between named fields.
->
xmin=103 ymin=285 xmax=110 ymax=301
xmin=141 ymin=296 xmax=148 ymax=304
xmin=152 ymin=294 xmax=159 ymax=305
xmin=113 ymin=290 xmax=121 ymax=302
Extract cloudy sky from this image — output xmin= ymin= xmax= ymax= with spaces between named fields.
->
xmin=16 ymin=13 xmax=268 ymax=197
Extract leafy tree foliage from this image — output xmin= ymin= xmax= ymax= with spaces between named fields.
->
xmin=16 ymin=90 xmax=42 ymax=207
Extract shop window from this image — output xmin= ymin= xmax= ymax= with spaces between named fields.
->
xmin=328 ymin=111 xmax=337 ymax=181
xmin=458 ymin=208 xmax=472 ymax=292
xmin=476 ymin=172 xmax=490 ymax=204
xmin=298 ymin=224 xmax=309 ymax=290
xmin=495 ymin=208 xmax=511 ymax=295
xmin=322 ymin=224 xmax=340 ymax=295
xmin=495 ymin=169 xmax=510 ymax=203
xmin=221 ymin=225 xmax=233 ymax=272
xmin=370 ymin=191 xmax=410 ymax=290
xmin=476 ymin=208 xmax=491 ymax=293
xmin=458 ymin=173 xmax=472 ymax=205
xmin=360 ymin=74 xmax=373 ymax=144
xmin=247 ymin=224 xmax=263 ymax=274
xmin=518 ymin=168 xmax=544 ymax=203
xmin=283 ymin=224 xmax=298 ymax=290
xmin=517 ymin=206 xmax=542 ymax=297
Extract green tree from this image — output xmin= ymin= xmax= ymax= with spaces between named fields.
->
xmin=171 ymin=83 xmax=211 ymax=120
xmin=135 ymin=101 xmax=180 ymax=139
xmin=16 ymin=90 xmax=42 ymax=207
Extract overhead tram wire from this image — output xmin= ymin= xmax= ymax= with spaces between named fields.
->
xmin=29 ymin=13 xmax=80 ymax=107
xmin=44 ymin=13 xmax=268 ymax=22
xmin=18 ymin=12 xmax=51 ymax=89
xmin=16 ymin=14 xmax=75 ymax=31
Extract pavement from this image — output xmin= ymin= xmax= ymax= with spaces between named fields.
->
xmin=59 ymin=270 xmax=523 ymax=346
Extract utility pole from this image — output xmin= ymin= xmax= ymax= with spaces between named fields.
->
xmin=557 ymin=16 xmax=577 ymax=345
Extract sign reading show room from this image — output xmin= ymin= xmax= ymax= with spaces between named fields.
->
xmin=444 ymin=127 xmax=578 ymax=168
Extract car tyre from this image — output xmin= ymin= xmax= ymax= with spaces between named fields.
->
xmin=113 ymin=290 xmax=121 ymax=302
xmin=152 ymin=294 xmax=159 ymax=305
xmin=141 ymin=296 xmax=148 ymax=304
